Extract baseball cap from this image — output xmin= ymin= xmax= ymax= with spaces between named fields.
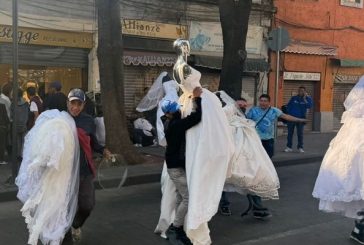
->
xmin=68 ymin=88 xmax=86 ymax=102
xmin=49 ymin=80 xmax=62 ymax=91
xmin=161 ymin=100 xmax=180 ymax=114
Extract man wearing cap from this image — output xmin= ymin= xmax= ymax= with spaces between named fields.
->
xmin=66 ymin=88 xmax=111 ymax=242
xmin=43 ymin=80 xmax=67 ymax=111
xmin=162 ymin=86 xmax=202 ymax=245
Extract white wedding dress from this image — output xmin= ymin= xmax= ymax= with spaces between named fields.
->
xmin=155 ymin=67 xmax=235 ymax=245
xmin=313 ymin=76 xmax=364 ymax=219
xmin=136 ymin=71 xmax=180 ymax=147
xmin=218 ymin=91 xmax=280 ymax=199
xmin=16 ymin=110 xmax=80 ymax=245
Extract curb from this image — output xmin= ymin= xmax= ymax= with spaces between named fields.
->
xmin=0 ymin=155 xmax=323 ymax=203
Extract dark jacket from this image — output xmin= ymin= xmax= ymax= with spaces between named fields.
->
xmin=43 ymin=92 xmax=67 ymax=111
xmin=287 ymin=95 xmax=313 ymax=119
xmin=163 ymin=97 xmax=202 ymax=169
xmin=73 ymin=112 xmax=104 ymax=177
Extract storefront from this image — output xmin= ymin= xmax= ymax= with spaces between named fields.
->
xmin=282 ymin=72 xmax=320 ymax=131
xmin=0 ymin=25 xmax=93 ymax=96
xmin=269 ymin=39 xmax=338 ymax=132
xmin=188 ymin=21 xmax=270 ymax=105
xmin=332 ymin=74 xmax=360 ymax=129
xmin=111 ymin=20 xmax=188 ymax=124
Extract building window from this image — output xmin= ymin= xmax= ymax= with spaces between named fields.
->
xmin=340 ymin=0 xmax=363 ymax=8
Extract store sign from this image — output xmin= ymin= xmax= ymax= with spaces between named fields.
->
xmin=189 ymin=21 xmax=263 ymax=55
xmin=0 ymin=25 xmax=93 ymax=48
xmin=283 ymin=72 xmax=321 ymax=81
xmin=334 ymin=74 xmax=361 ymax=84
xmin=122 ymin=19 xmax=188 ymax=40
xmin=340 ymin=0 xmax=363 ymax=9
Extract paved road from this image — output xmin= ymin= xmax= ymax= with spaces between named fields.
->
xmin=0 ymin=162 xmax=356 ymax=245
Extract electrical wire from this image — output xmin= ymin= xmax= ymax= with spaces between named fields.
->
xmin=277 ymin=17 xmax=364 ymax=33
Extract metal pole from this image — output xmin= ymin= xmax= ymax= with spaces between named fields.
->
xmin=11 ymin=0 xmax=18 ymax=183
xmin=274 ymin=27 xmax=281 ymax=139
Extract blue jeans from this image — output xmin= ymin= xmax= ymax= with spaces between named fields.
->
xmin=286 ymin=122 xmax=305 ymax=149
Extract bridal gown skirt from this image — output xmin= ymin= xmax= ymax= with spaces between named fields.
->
xmin=224 ymin=118 xmax=279 ymax=199
xmin=313 ymin=117 xmax=364 ymax=219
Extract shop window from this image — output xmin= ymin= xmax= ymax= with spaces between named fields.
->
xmin=2 ymin=65 xmax=83 ymax=100
xmin=340 ymin=0 xmax=363 ymax=8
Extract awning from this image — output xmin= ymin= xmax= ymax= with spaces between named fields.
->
xmin=282 ymin=39 xmax=337 ymax=56
xmin=192 ymin=55 xmax=269 ymax=72
xmin=332 ymin=58 xmax=364 ymax=67
xmin=123 ymin=50 xmax=176 ymax=67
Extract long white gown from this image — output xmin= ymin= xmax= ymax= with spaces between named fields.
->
xmin=218 ymin=92 xmax=280 ymax=199
xmin=312 ymin=76 xmax=364 ymax=219
xmin=16 ymin=110 xmax=80 ymax=245
xmin=160 ymin=67 xmax=234 ymax=245
xmin=136 ymin=71 xmax=180 ymax=147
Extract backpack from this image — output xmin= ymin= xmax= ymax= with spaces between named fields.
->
xmin=12 ymin=101 xmax=29 ymax=133
xmin=278 ymin=104 xmax=288 ymax=124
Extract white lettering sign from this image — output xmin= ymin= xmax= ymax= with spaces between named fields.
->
xmin=283 ymin=72 xmax=321 ymax=81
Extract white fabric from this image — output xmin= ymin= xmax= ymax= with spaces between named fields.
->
xmin=218 ymin=91 xmax=279 ymax=199
xmin=136 ymin=72 xmax=167 ymax=112
xmin=133 ymin=118 xmax=153 ymax=137
xmin=16 ymin=109 xmax=80 ymax=245
xmin=155 ymin=68 xmax=234 ymax=244
xmin=29 ymin=101 xmax=38 ymax=112
xmin=95 ymin=116 xmax=106 ymax=147
xmin=180 ymin=68 xmax=234 ymax=230
xmin=156 ymin=80 xmax=180 ymax=146
xmin=313 ymin=76 xmax=364 ymax=219
xmin=155 ymin=163 xmax=177 ymax=238
xmin=136 ymin=71 xmax=179 ymax=146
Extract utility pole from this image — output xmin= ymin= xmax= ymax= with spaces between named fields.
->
xmin=11 ymin=0 xmax=19 ymax=183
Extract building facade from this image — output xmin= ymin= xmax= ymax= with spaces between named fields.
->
xmin=270 ymin=0 xmax=364 ymax=132
xmin=0 ymin=0 xmax=274 ymax=123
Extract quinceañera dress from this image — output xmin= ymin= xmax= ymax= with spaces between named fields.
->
xmin=16 ymin=110 xmax=80 ymax=245
xmin=217 ymin=91 xmax=280 ymax=199
xmin=313 ymin=76 xmax=364 ymax=218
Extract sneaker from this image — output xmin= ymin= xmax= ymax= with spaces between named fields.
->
xmin=166 ymin=224 xmax=191 ymax=245
xmin=298 ymin=148 xmax=305 ymax=153
xmin=284 ymin=147 xmax=293 ymax=153
xmin=176 ymin=226 xmax=192 ymax=245
xmin=219 ymin=206 xmax=232 ymax=216
xmin=71 ymin=227 xmax=82 ymax=242
xmin=351 ymin=221 xmax=364 ymax=244
xmin=0 ymin=161 xmax=8 ymax=165
xmin=252 ymin=209 xmax=272 ymax=220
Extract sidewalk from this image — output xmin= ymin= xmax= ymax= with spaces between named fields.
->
xmin=0 ymin=132 xmax=335 ymax=202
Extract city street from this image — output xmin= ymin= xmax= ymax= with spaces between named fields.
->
xmin=0 ymin=162 xmax=355 ymax=245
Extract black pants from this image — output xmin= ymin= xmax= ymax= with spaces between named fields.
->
xmin=132 ymin=129 xmax=154 ymax=146
xmin=261 ymin=138 xmax=275 ymax=158
xmin=72 ymin=175 xmax=95 ymax=229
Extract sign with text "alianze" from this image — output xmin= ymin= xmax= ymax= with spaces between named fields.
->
xmin=122 ymin=19 xmax=188 ymax=40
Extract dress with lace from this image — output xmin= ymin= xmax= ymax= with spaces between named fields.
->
xmin=217 ymin=91 xmax=280 ymax=199
xmin=312 ymin=76 xmax=364 ymax=219
xmin=16 ymin=110 xmax=80 ymax=245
